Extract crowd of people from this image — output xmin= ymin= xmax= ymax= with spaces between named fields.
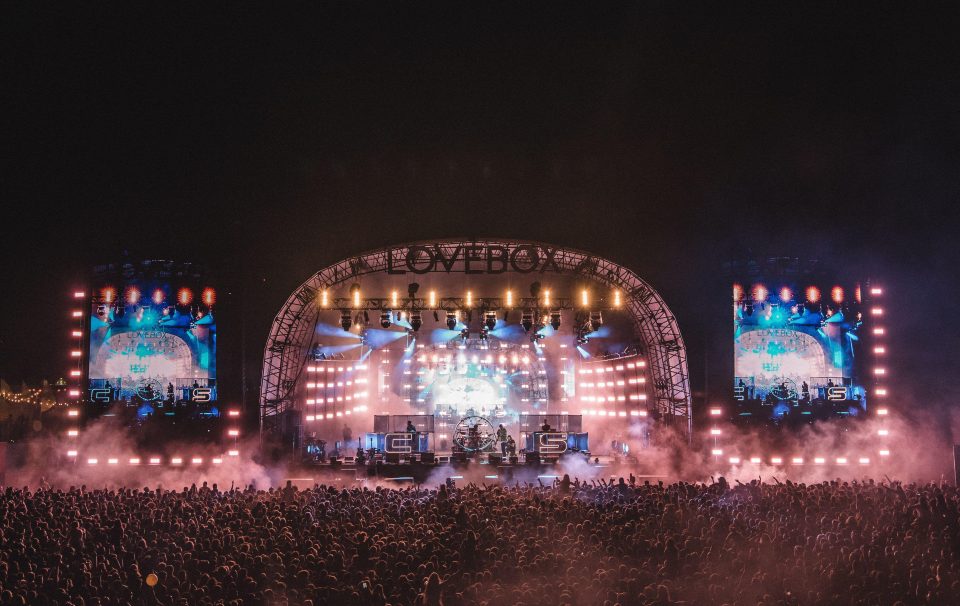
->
xmin=1 ymin=475 xmax=958 ymax=605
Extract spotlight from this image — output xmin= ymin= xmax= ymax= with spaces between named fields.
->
xmin=480 ymin=326 xmax=489 ymax=340
xmin=407 ymin=282 xmax=420 ymax=298
xmin=521 ymin=310 xmax=534 ymax=332
xmin=410 ymin=311 xmax=423 ymax=332
xmin=380 ymin=311 xmax=392 ymax=329
xmin=577 ymin=332 xmax=589 ymax=345
xmin=589 ymin=311 xmax=603 ymax=331
xmin=446 ymin=312 xmax=457 ymax=330
xmin=484 ymin=311 xmax=497 ymax=331
xmin=339 ymin=310 xmax=352 ymax=331
xmin=460 ymin=328 xmax=469 ymax=341
xmin=550 ymin=310 xmax=561 ymax=331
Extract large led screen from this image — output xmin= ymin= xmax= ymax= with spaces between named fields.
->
xmin=87 ymin=282 xmax=216 ymax=405
xmin=733 ymin=283 xmax=866 ymax=422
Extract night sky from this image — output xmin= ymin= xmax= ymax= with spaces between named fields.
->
xmin=3 ymin=5 xmax=958 ymax=413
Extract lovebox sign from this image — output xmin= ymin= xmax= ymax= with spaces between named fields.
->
xmin=386 ymin=244 xmax=563 ymax=275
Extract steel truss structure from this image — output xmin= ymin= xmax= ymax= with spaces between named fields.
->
xmin=260 ymin=240 xmax=692 ymax=441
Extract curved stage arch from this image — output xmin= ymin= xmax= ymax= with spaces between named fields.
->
xmin=260 ymin=239 xmax=692 ymax=442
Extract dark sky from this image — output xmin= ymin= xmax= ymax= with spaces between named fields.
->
xmin=2 ymin=5 xmax=958 ymax=409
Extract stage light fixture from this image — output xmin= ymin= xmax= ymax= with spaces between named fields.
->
xmin=589 ymin=311 xmax=603 ymax=331
xmin=479 ymin=326 xmax=489 ymax=340
xmin=550 ymin=310 xmax=561 ymax=330
xmin=408 ymin=282 xmax=420 ymax=298
xmin=484 ymin=311 xmax=497 ymax=331
xmin=521 ymin=310 xmax=534 ymax=332
xmin=460 ymin=328 xmax=469 ymax=341
xmin=433 ymin=310 xmax=440 ymax=322
xmin=410 ymin=311 xmax=423 ymax=332
xmin=339 ymin=310 xmax=352 ymax=331
xmin=380 ymin=311 xmax=392 ymax=329
xmin=446 ymin=312 xmax=457 ymax=330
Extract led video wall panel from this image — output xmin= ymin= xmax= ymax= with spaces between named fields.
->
xmin=87 ymin=280 xmax=217 ymax=405
xmin=733 ymin=283 xmax=867 ymax=421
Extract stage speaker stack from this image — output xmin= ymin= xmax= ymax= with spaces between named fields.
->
xmin=488 ymin=453 xmax=502 ymax=465
xmin=386 ymin=452 xmax=400 ymax=464
xmin=421 ymin=452 xmax=435 ymax=464
xmin=526 ymin=452 xmax=540 ymax=465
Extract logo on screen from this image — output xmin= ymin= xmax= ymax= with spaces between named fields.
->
xmin=827 ymin=386 xmax=848 ymax=401
xmin=191 ymin=387 xmax=212 ymax=402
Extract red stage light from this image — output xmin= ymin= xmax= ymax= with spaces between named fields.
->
xmin=831 ymin=286 xmax=844 ymax=304
xmin=732 ymin=283 xmax=743 ymax=301
xmin=752 ymin=284 xmax=767 ymax=302
xmin=152 ymin=289 xmax=165 ymax=305
xmin=202 ymin=287 xmax=216 ymax=306
xmin=806 ymin=286 xmax=820 ymax=303
xmin=178 ymin=288 xmax=193 ymax=306
xmin=126 ymin=287 xmax=140 ymax=305
xmin=779 ymin=287 xmax=792 ymax=301
xmin=102 ymin=287 xmax=116 ymax=303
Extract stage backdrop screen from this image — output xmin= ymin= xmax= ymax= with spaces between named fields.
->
xmin=87 ymin=281 xmax=216 ymax=405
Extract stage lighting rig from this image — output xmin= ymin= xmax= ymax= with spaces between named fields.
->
xmin=589 ymin=310 xmax=603 ymax=332
xmin=339 ymin=310 xmax=352 ymax=331
xmin=484 ymin=311 xmax=497 ymax=331
xmin=410 ymin=311 xmax=423 ymax=332
xmin=521 ymin=310 xmax=534 ymax=332
xmin=407 ymin=282 xmax=420 ymax=298
xmin=479 ymin=326 xmax=489 ymax=340
xmin=446 ymin=311 xmax=457 ymax=330
xmin=380 ymin=311 xmax=392 ymax=329
xmin=550 ymin=310 xmax=561 ymax=331
xmin=460 ymin=328 xmax=469 ymax=341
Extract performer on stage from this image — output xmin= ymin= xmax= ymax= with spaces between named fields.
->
xmin=496 ymin=424 xmax=508 ymax=456
xmin=541 ymin=420 xmax=551 ymax=432
xmin=506 ymin=435 xmax=516 ymax=457
xmin=406 ymin=419 xmax=417 ymax=451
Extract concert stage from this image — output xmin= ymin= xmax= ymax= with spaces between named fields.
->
xmin=261 ymin=239 xmax=689 ymax=467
